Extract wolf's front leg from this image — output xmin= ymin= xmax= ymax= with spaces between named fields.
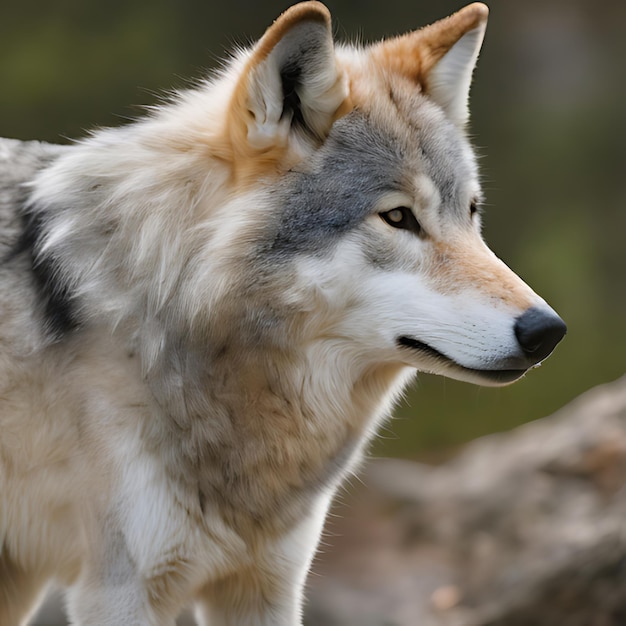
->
xmin=67 ymin=582 xmax=170 ymax=626
xmin=65 ymin=526 xmax=181 ymax=626
xmin=66 ymin=568 xmax=179 ymax=626
xmin=0 ymin=552 xmax=51 ymax=626
xmin=195 ymin=498 xmax=331 ymax=626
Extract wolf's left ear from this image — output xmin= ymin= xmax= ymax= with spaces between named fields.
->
xmin=230 ymin=1 xmax=347 ymax=152
xmin=372 ymin=3 xmax=488 ymax=127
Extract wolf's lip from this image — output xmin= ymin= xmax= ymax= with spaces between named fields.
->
xmin=397 ymin=336 xmax=527 ymax=384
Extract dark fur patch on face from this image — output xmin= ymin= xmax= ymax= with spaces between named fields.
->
xmin=11 ymin=207 xmax=79 ymax=341
xmin=265 ymin=112 xmax=406 ymax=258
xmin=262 ymin=102 xmax=477 ymax=263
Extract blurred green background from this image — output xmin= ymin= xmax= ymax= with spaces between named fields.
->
xmin=1 ymin=0 xmax=624 ymax=460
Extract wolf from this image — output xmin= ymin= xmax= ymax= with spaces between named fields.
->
xmin=0 ymin=2 xmax=566 ymax=624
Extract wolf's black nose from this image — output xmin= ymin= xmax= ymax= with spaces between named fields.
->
xmin=515 ymin=307 xmax=567 ymax=362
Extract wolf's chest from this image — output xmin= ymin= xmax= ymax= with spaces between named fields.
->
xmin=189 ymin=417 xmax=361 ymax=537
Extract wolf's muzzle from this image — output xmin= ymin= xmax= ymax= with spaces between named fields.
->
xmin=514 ymin=307 xmax=567 ymax=364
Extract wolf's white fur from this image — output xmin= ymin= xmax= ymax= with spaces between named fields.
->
xmin=428 ymin=21 xmax=487 ymax=126
xmin=0 ymin=3 xmax=565 ymax=624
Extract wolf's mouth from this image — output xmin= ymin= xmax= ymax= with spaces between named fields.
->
xmin=397 ymin=336 xmax=527 ymax=385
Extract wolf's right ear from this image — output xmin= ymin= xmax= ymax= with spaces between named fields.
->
xmin=371 ymin=3 xmax=488 ymax=127
xmin=229 ymin=2 xmax=348 ymax=154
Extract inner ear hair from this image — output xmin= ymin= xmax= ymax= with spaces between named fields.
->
xmin=233 ymin=2 xmax=348 ymax=150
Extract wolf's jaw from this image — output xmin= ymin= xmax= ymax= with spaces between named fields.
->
xmin=396 ymin=335 xmax=527 ymax=386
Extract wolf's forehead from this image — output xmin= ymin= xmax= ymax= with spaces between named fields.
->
xmin=265 ymin=105 xmax=476 ymax=258
xmin=387 ymin=93 xmax=480 ymax=207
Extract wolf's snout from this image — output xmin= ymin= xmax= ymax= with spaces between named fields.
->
xmin=514 ymin=307 xmax=567 ymax=363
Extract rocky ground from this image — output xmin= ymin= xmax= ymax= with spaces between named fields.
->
xmin=306 ymin=376 xmax=626 ymax=626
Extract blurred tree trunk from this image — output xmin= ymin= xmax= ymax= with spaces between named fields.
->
xmin=306 ymin=376 xmax=626 ymax=626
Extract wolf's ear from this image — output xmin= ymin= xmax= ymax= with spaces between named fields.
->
xmin=230 ymin=1 xmax=347 ymax=152
xmin=372 ymin=3 xmax=488 ymax=127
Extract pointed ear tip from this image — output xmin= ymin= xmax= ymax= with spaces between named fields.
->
xmin=278 ymin=1 xmax=331 ymax=27
xmin=461 ymin=3 xmax=489 ymax=26
xmin=253 ymin=1 xmax=332 ymax=65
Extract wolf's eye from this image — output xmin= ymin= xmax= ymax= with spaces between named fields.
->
xmin=470 ymin=201 xmax=479 ymax=217
xmin=380 ymin=207 xmax=422 ymax=236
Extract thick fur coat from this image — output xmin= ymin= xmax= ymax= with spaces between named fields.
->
xmin=0 ymin=3 xmax=565 ymax=624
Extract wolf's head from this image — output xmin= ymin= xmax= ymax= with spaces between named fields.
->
xmin=30 ymin=3 xmax=565 ymax=394
xmin=214 ymin=1 xmax=565 ymax=387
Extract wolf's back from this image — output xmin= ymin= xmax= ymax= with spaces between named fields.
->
xmin=0 ymin=139 xmax=65 ymax=253
xmin=0 ymin=139 xmax=71 ymax=350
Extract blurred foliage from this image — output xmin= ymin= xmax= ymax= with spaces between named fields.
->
xmin=1 ymin=0 xmax=624 ymax=460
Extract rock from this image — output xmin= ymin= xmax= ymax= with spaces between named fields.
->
xmin=305 ymin=376 xmax=626 ymax=626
